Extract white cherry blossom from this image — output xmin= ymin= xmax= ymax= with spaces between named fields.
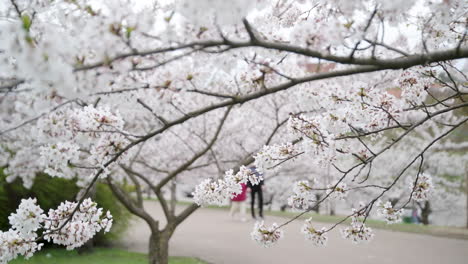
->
xmin=251 ymin=221 xmax=284 ymax=248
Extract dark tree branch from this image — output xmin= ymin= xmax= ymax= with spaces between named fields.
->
xmin=155 ymin=106 xmax=233 ymax=191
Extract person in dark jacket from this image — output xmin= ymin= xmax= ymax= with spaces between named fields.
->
xmin=247 ymin=167 xmax=264 ymax=220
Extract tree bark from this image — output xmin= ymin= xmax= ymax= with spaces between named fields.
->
xmin=420 ymin=201 xmax=431 ymax=225
xmin=170 ymin=178 xmax=177 ymax=215
xmin=311 ymin=194 xmax=321 ymax=213
xmin=465 ymin=165 xmax=468 ymax=228
xmin=329 ymin=200 xmax=335 ymax=216
xmin=149 ymin=232 xmax=170 ymax=264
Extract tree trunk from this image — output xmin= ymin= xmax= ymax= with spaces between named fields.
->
xmin=170 ymin=179 xmax=177 ymax=215
xmin=311 ymin=194 xmax=321 ymax=213
xmin=329 ymin=200 xmax=335 ymax=216
xmin=465 ymin=165 xmax=468 ymax=229
xmin=420 ymin=201 xmax=431 ymax=225
xmin=149 ymin=232 xmax=170 ymax=264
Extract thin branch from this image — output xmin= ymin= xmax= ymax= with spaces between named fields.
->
xmin=121 ymin=166 xmax=172 ymax=221
xmin=0 ymin=99 xmax=78 ymax=136
xmin=106 ymin=176 xmax=159 ymax=232
xmin=155 ymin=106 xmax=233 ymax=191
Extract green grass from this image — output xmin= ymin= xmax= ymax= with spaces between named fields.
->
xmin=11 ymin=248 xmax=207 ymax=264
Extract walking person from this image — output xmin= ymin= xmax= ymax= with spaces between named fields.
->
xmin=229 ymin=183 xmax=247 ymax=222
xmin=247 ymin=167 xmax=264 ymax=220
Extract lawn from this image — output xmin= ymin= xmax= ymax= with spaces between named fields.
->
xmin=11 ymin=247 xmax=207 ymax=264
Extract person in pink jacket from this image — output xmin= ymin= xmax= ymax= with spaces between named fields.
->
xmin=229 ymin=183 xmax=247 ymax=222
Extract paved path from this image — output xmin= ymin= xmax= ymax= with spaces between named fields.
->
xmin=117 ymin=201 xmax=468 ymax=264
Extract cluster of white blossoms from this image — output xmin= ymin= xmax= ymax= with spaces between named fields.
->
xmin=39 ymin=142 xmax=80 ymax=178
xmin=301 ymin=218 xmax=328 ymax=247
xmin=251 ymin=221 xmax=284 ymax=248
xmin=289 ymin=115 xmax=330 ymax=143
xmin=340 ymin=218 xmax=374 ymax=244
xmin=0 ymin=229 xmax=44 ymax=264
xmin=88 ymin=133 xmax=129 ymax=165
xmin=193 ymin=166 xmax=263 ymax=206
xmin=36 ymin=111 xmax=73 ymax=140
xmin=254 ymin=142 xmax=301 ymax=174
xmin=338 ymin=205 xmax=374 ymax=244
xmin=43 ymin=198 xmax=113 ymax=250
xmin=7 ymin=198 xmax=45 ymax=239
xmin=410 ymin=173 xmax=433 ymax=202
xmin=245 ymin=167 xmax=263 ymax=186
xmin=397 ymin=69 xmax=430 ymax=106
xmin=238 ymin=55 xmax=282 ymax=91
xmin=1 ymin=198 xmax=111 ymax=263
xmin=326 ymin=182 xmax=348 ymax=200
xmin=36 ymin=106 xmax=130 ymax=181
xmin=288 ymin=180 xmax=316 ymax=211
xmin=376 ymin=201 xmax=403 ymax=224
xmin=69 ymin=106 xmax=125 ymax=135
xmin=192 ymin=179 xmax=230 ymax=206
xmin=287 ymin=114 xmax=344 ymax=167
xmin=1 ymin=199 xmax=46 ymax=263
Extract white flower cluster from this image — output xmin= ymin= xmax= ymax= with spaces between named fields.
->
xmin=88 ymin=133 xmax=129 ymax=165
xmin=7 ymin=198 xmax=46 ymax=239
xmin=326 ymin=182 xmax=347 ymax=200
xmin=410 ymin=173 xmax=433 ymax=202
xmin=1 ymin=198 xmax=110 ymax=263
xmin=287 ymin=114 xmax=340 ymax=167
xmin=288 ymin=180 xmax=316 ymax=211
xmin=44 ymin=198 xmax=113 ymax=250
xmin=1 ymin=199 xmax=45 ymax=264
xmin=397 ymin=69 xmax=430 ymax=105
xmin=340 ymin=214 xmax=374 ymax=244
xmin=251 ymin=221 xmax=284 ymax=248
xmin=0 ymin=230 xmax=43 ymax=264
xmin=240 ymin=166 xmax=263 ymax=186
xmin=376 ymin=201 xmax=403 ymax=224
xmin=34 ymin=105 xmax=131 ymax=183
xmin=301 ymin=218 xmax=328 ymax=247
xmin=192 ymin=178 xmax=231 ymax=206
xmin=39 ymin=142 xmax=80 ymax=178
xmin=37 ymin=111 xmax=73 ymax=140
xmin=70 ymin=106 xmax=125 ymax=135
xmin=289 ymin=115 xmax=328 ymax=141
xmin=1 ymin=198 xmax=47 ymax=263
xmin=340 ymin=223 xmax=374 ymax=244
xmin=238 ymin=55 xmax=281 ymax=91
xmin=254 ymin=142 xmax=300 ymax=174
xmin=193 ymin=166 xmax=263 ymax=206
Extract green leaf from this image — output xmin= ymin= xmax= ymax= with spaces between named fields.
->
xmin=21 ymin=14 xmax=32 ymax=32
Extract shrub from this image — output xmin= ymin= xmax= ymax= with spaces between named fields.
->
xmin=0 ymin=168 xmax=130 ymax=245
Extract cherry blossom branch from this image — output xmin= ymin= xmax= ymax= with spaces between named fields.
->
xmin=106 ymin=175 xmax=159 ymax=233
xmin=123 ymin=168 xmax=144 ymax=208
xmin=24 ymin=42 xmax=466 ymax=245
xmin=154 ymin=106 xmax=233 ymax=192
xmin=74 ymin=27 xmax=468 ymax=72
xmin=0 ymin=79 xmax=24 ymax=93
xmin=120 ymin=166 xmax=172 ymax=222
xmin=0 ymin=99 xmax=79 ymax=136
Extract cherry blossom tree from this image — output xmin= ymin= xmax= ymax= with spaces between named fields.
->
xmin=1 ymin=0 xmax=467 ymax=263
